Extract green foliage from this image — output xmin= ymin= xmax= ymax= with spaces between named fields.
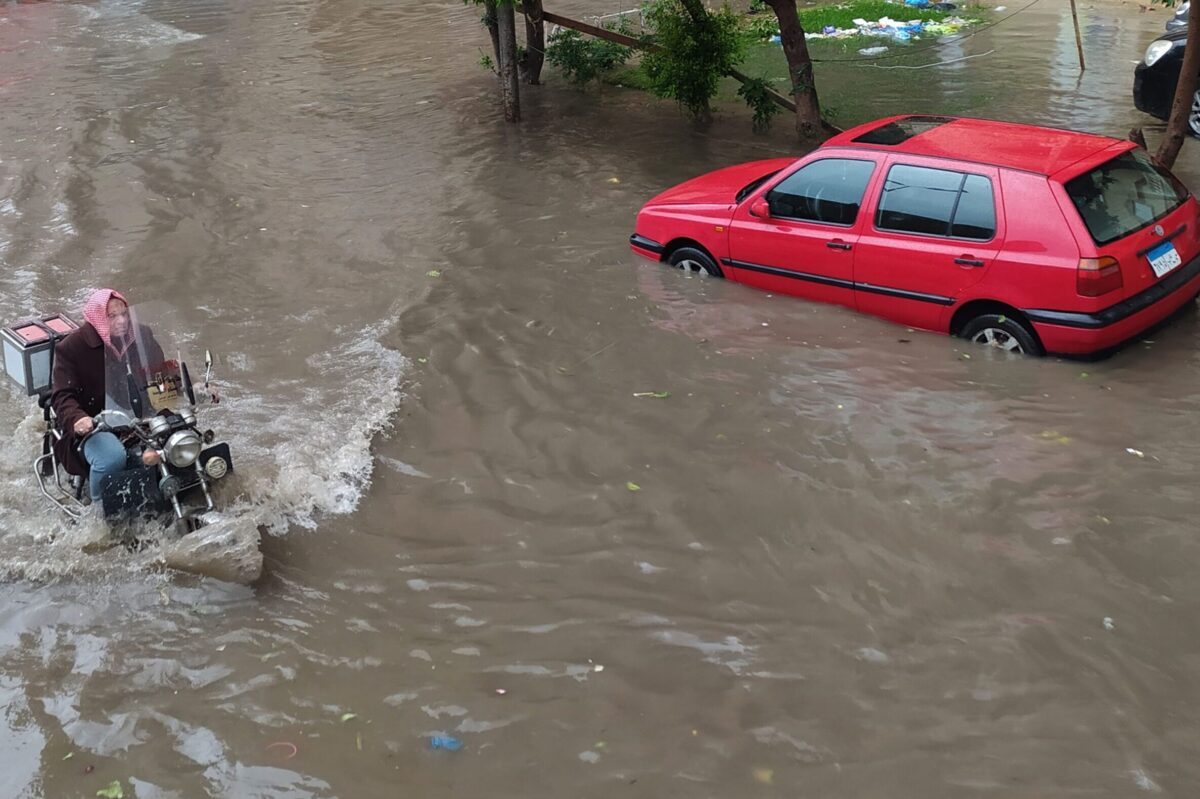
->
xmin=736 ymin=76 xmax=782 ymax=133
xmin=546 ymin=28 xmax=631 ymax=85
xmin=641 ymin=0 xmax=746 ymax=119
xmin=748 ymin=0 xmax=767 ymax=11
xmin=743 ymin=13 xmax=780 ymax=41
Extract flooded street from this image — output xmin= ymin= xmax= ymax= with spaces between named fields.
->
xmin=1 ymin=0 xmax=1199 ymax=796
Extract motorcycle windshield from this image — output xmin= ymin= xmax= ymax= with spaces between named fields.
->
xmin=103 ymin=302 xmax=198 ymax=420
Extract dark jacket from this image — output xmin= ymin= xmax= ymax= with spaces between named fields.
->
xmin=50 ymin=322 xmax=164 ymax=476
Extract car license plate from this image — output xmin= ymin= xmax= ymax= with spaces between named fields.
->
xmin=1147 ymin=240 xmax=1182 ymax=278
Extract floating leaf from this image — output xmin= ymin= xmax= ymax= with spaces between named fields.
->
xmin=625 ymin=482 xmax=641 ymax=492
xmin=607 ymin=177 xmax=621 ymax=184
xmin=1080 ymin=372 xmax=1089 ymax=378
xmin=62 ymin=752 xmax=74 ymax=761
xmin=356 ymin=732 xmax=363 ymax=751
xmin=997 ymin=315 xmax=1007 ymax=324
xmin=426 ymin=270 xmax=441 ymax=278
xmin=96 ymin=782 xmax=125 ymax=799
xmin=632 ymin=391 xmax=670 ymax=399
xmin=752 ymin=768 xmax=774 ymax=785
xmin=417 ymin=357 xmax=428 ymax=364
xmin=340 ymin=713 xmax=358 ymax=723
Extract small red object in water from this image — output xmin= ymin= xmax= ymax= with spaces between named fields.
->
xmin=266 ymin=741 xmax=298 ymax=760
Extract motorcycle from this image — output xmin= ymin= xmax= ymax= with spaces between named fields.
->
xmin=6 ymin=303 xmax=234 ymax=536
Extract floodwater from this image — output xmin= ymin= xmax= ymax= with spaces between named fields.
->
xmin=0 ymin=0 xmax=1198 ymax=796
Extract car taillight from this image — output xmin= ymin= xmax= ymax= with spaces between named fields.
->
xmin=1077 ymin=256 xmax=1123 ymax=297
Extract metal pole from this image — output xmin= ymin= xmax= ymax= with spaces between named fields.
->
xmin=1069 ymin=0 xmax=1086 ymax=72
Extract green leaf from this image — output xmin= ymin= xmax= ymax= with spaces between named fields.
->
xmin=96 ymin=781 xmax=125 ymax=799
xmin=62 ymin=752 xmax=74 ymax=761
xmin=426 ymin=270 xmax=441 ymax=278
xmin=632 ymin=391 xmax=670 ymax=398
xmin=340 ymin=713 xmax=358 ymax=723
xmin=997 ymin=315 xmax=1006 ymax=324
xmin=626 ymin=482 xmax=641 ymax=492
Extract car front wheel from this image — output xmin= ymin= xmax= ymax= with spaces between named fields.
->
xmin=960 ymin=313 xmax=1043 ymax=356
xmin=666 ymin=246 xmax=723 ymax=277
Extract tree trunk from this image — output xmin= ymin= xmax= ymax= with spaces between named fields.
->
xmin=520 ymin=0 xmax=545 ymax=85
xmin=497 ymin=3 xmax=521 ymax=122
xmin=765 ymin=0 xmax=824 ymax=139
xmin=1155 ymin=3 xmax=1200 ymax=168
xmin=678 ymin=0 xmax=712 ymax=28
xmin=483 ymin=0 xmax=501 ymax=66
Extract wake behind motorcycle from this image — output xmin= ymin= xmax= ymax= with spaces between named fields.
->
xmin=3 ymin=303 xmax=233 ymax=536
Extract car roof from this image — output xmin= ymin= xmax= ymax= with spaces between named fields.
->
xmin=824 ymin=115 xmax=1128 ymax=176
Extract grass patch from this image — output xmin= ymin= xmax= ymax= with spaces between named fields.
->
xmin=796 ymin=1 xmax=952 ymax=31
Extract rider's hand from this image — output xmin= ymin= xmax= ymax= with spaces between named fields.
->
xmin=142 ymin=450 xmax=161 ymax=467
xmin=73 ymin=416 xmax=94 ymax=436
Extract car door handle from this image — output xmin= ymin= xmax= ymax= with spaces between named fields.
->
xmin=826 ymin=241 xmax=852 ymax=251
xmin=955 ymin=257 xmax=985 ymax=267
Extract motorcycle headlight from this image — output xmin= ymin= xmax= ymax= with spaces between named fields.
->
xmin=1144 ymin=40 xmax=1174 ymax=67
xmin=164 ymin=430 xmax=202 ymax=468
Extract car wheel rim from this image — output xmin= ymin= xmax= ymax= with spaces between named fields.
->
xmin=1190 ymin=91 xmax=1200 ymax=136
xmin=676 ymin=259 xmax=708 ymax=276
xmin=971 ymin=327 xmax=1023 ymax=353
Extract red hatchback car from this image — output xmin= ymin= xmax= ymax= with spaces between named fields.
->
xmin=630 ymin=115 xmax=1200 ymax=356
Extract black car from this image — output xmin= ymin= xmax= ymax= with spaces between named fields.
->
xmin=1166 ymin=0 xmax=1189 ymax=30
xmin=1133 ymin=28 xmax=1199 ymax=137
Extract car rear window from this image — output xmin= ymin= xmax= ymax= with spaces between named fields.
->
xmin=1065 ymin=149 xmax=1188 ymax=245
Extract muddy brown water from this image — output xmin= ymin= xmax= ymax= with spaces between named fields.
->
xmin=1 ymin=0 xmax=1198 ymax=796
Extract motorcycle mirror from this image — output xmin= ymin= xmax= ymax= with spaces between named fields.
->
xmin=125 ymin=366 xmax=144 ymax=419
xmin=181 ymin=360 xmax=197 ymax=406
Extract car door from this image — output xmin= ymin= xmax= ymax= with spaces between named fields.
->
xmin=853 ymin=157 xmax=1006 ymax=331
xmin=726 ymin=154 xmax=882 ymax=309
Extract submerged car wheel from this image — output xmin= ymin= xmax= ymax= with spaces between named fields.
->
xmin=666 ymin=246 xmax=723 ymax=277
xmin=1190 ymin=90 xmax=1200 ymax=138
xmin=961 ymin=313 xmax=1043 ymax=356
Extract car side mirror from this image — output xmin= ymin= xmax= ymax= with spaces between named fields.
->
xmin=750 ymin=199 xmax=771 ymax=219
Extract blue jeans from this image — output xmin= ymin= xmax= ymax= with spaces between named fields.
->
xmin=82 ymin=432 xmax=139 ymax=502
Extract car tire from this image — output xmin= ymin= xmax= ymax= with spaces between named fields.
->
xmin=961 ymin=313 xmax=1043 ymax=356
xmin=1189 ymin=90 xmax=1200 ymax=138
xmin=666 ymin=246 xmax=723 ymax=277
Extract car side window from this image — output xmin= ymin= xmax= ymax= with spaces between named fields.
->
xmin=765 ymin=159 xmax=876 ymax=226
xmin=876 ymin=165 xmax=996 ymax=241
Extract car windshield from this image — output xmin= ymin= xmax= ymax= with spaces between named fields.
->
xmin=736 ymin=170 xmax=780 ymax=204
xmin=1064 ymin=149 xmax=1188 ymax=245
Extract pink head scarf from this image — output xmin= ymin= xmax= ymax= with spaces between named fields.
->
xmin=82 ymin=288 xmax=132 ymax=357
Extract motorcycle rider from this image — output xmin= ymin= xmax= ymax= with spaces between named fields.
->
xmin=50 ymin=289 xmax=167 ymax=502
